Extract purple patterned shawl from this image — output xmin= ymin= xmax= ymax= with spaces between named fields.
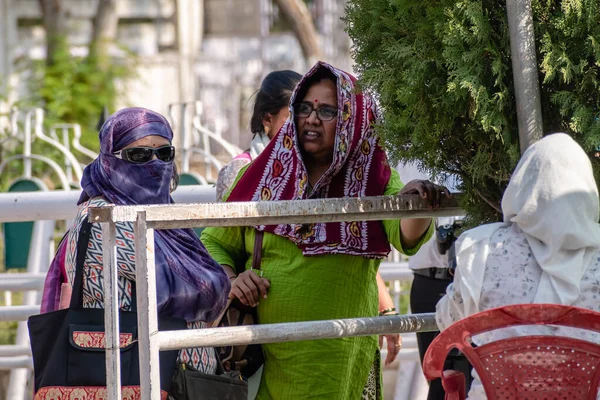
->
xmin=41 ymin=107 xmax=229 ymax=322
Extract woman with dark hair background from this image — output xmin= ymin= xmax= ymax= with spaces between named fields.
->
xmin=215 ymin=70 xmax=302 ymax=201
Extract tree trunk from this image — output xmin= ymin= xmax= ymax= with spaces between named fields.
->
xmin=90 ymin=0 xmax=119 ymax=69
xmin=273 ymin=0 xmax=322 ymax=64
xmin=38 ymin=0 xmax=68 ymax=66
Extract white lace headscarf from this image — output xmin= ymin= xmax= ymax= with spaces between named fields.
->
xmin=454 ymin=133 xmax=600 ymax=314
xmin=501 ymin=133 xmax=600 ymax=304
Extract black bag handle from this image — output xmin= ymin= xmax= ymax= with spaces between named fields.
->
xmin=70 ymin=219 xmax=93 ymax=308
xmin=69 ymin=219 xmax=137 ymax=311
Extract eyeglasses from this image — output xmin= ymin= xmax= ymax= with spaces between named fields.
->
xmin=293 ymin=103 xmax=338 ymax=122
xmin=113 ymin=145 xmax=176 ymax=164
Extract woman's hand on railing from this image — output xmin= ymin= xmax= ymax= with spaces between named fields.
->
xmin=399 ymin=180 xmax=451 ymax=209
xmin=229 ymin=270 xmax=271 ymax=307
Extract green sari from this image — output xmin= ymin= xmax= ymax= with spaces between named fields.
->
xmin=201 ymin=169 xmax=433 ymax=399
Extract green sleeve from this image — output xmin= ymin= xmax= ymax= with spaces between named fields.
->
xmin=202 ymin=163 xmax=253 ymax=272
xmin=200 ymin=226 xmax=247 ymax=274
xmin=383 ymin=169 xmax=435 ymax=256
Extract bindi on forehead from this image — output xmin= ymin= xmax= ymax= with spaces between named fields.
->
xmin=313 ymin=99 xmax=318 ymax=103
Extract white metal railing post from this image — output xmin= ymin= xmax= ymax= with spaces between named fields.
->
xmin=134 ymin=211 xmax=162 ymax=400
xmin=23 ymin=110 xmax=32 ymax=178
xmin=179 ymin=104 xmax=190 ymax=173
xmin=102 ymin=221 xmax=122 ymax=400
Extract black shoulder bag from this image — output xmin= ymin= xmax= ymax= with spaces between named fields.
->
xmin=28 ymin=220 xmax=187 ymax=397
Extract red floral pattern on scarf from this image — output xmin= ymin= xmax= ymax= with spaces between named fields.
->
xmin=227 ymin=62 xmax=392 ymax=258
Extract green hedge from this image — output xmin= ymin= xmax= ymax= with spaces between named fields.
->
xmin=345 ymin=0 xmax=600 ymax=224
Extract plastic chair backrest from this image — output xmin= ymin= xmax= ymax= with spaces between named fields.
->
xmin=423 ymin=304 xmax=600 ymax=400
xmin=179 ymin=171 xmax=208 ymax=186
xmin=2 ymin=178 xmax=48 ymax=270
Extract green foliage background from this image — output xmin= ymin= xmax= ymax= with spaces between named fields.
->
xmin=0 ymin=38 xmax=136 ymax=192
xmin=345 ymin=0 xmax=600 ymax=224
xmin=28 ymin=39 xmax=136 ymax=151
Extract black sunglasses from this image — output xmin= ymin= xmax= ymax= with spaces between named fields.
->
xmin=113 ymin=145 xmax=176 ymax=164
xmin=293 ymin=103 xmax=338 ymax=121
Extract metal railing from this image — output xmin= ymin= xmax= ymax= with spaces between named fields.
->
xmin=0 ymin=185 xmax=217 ymax=223
xmin=89 ymin=194 xmax=461 ymax=400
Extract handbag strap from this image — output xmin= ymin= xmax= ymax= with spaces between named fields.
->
xmin=69 ymin=219 xmax=138 ymax=311
xmin=252 ymin=230 xmax=264 ymax=271
xmin=70 ymin=219 xmax=93 ymax=308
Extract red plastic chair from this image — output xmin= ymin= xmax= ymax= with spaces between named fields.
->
xmin=422 ymin=304 xmax=600 ymax=399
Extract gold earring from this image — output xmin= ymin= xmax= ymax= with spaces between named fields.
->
xmin=264 ymin=126 xmax=270 ymax=135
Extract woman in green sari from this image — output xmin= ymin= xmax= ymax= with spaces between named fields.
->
xmin=201 ymin=62 xmax=449 ymax=399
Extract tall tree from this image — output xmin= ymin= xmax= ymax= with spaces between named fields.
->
xmin=38 ymin=0 xmax=68 ymax=65
xmin=345 ymin=0 xmax=600 ymax=224
xmin=36 ymin=0 xmax=131 ymax=150
xmin=274 ymin=0 xmax=322 ymax=64
xmin=89 ymin=0 xmax=119 ymax=69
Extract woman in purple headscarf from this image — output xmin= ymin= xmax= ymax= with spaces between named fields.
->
xmin=52 ymin=107 xmax=229 ymax=373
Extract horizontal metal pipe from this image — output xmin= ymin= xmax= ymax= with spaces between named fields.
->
xmin=158 ymin=313 xmax=437 ymax=351
xmin=0 ymin=345 xmax=31 ymax=357
xmin=0 ymin=273 xmax=46 ymax=280
xmin=0 ymin=185 xmax=216 ymax=223
xmin=0 ymin=305 xmax=40 ymax=321
xmin=379 ymin=263 xmax=413 ymax=281
xmin=89 ymin=194 xmax=463 ymax=228
xmin=150 ymin=209 xmax=459 ymax=230
xmin=0 ymin=275 xmax=45 ymax=291
xmin=0 ymin=356 xmax=32 ymax=370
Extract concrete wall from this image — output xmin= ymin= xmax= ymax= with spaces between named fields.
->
xmin=0 ymin=0 xmax=353 ymax=150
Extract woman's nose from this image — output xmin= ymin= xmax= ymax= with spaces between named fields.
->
xmin=306 ymin=109 xmax=321 ymax=125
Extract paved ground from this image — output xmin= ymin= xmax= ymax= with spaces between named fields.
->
xmin=384 ymin=358 xmax=429 ymax=400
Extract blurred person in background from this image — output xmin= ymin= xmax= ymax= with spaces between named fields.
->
xmin=409 ymin=217 xmax=472 ymax=399
xmin=215 ymin=70 xmax=302 ymax=202
xmin=398 ymin=162 xmax=469 ymax=399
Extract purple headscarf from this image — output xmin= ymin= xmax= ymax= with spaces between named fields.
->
xmin=79 ymin=107 xmax=175 ymax=205
xmin=42 ymin=107 xmax=229 ymax=322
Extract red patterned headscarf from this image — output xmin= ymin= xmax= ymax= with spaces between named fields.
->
xmin=227 ymin=62 xmax=392 ymax=258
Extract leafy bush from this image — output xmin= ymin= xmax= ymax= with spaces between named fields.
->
xmin=345 ymin=0 xmax=600 ymax=224
xmin=20 ymin=37 xmax=136 ymax=152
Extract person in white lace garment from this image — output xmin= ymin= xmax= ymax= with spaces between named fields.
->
xmin=436 ymin=133 xmax=600 ymax=399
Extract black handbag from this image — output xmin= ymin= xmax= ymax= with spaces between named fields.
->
xmin=28 ymin=220 xmax=187 ymax=396
xmin=214 ymin=230 xmax=265 ymax=378
xmin=169 ymin=353 xmax=248 ymax=400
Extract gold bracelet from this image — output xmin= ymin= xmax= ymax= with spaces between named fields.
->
xmin=378 ymin=307 xmax=396 ymax=316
